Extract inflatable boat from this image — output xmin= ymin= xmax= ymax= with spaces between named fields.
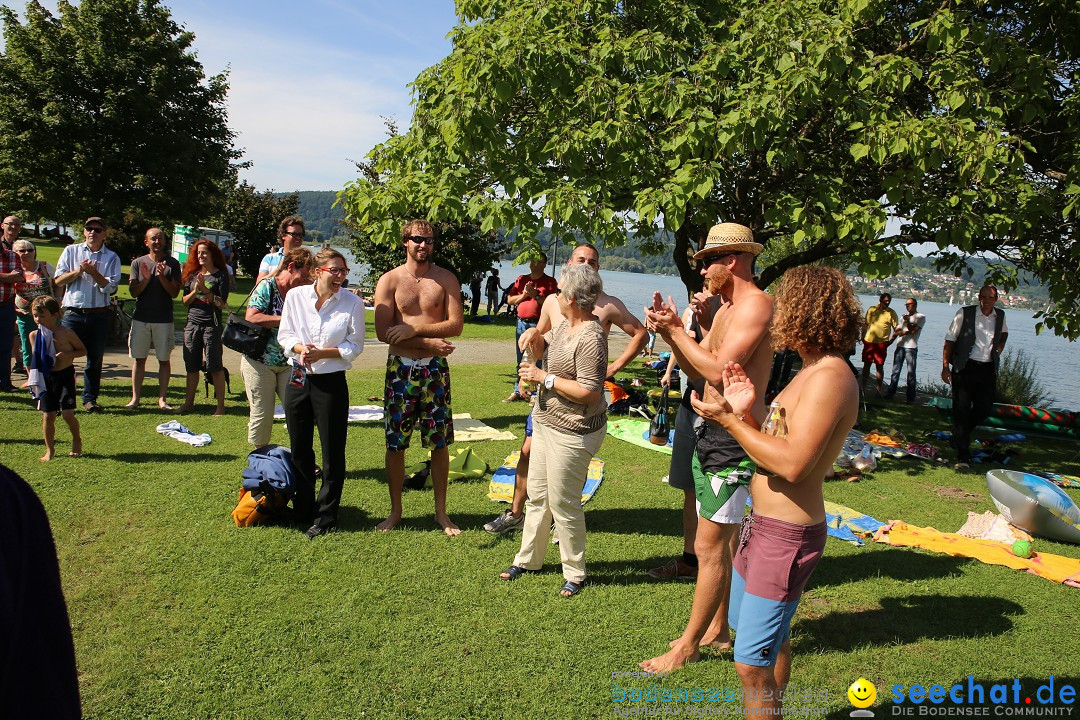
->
xmin=985 ymin=469 xmax=1080 ymax=544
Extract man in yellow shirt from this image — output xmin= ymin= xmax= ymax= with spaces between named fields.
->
xmin=861 ymin=293 xmax=898 ymax=396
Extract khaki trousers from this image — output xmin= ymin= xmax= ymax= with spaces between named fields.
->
xmin=240 ymin=355 xmax=290 ymax=447
xmin=514 ymin=420 xmax=605 ymax=583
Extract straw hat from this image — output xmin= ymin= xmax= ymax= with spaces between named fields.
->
xmin=693 ymin=223 xmax=763 ymax=260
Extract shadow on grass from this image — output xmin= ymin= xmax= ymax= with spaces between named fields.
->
xmin=0 ymin=436 xmax=40 ymax=446
xmin=587 ymin=507 xmax=683 ymax=537
xmin=811 ymin=548 xmax=969 ymax=586
xmin=795 ymin=594 xmax=1023 ymax=654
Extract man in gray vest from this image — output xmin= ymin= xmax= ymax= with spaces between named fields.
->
xmin=942 ymin=285 xmax=1008 ymax=470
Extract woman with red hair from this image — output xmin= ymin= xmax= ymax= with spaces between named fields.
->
xmin=176 ymin=239 xmax=230 ymax=415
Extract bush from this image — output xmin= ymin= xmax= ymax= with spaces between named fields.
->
xmin=918 ymin=348 xmax=1052 ymax=408
xmin=995 ymin=347 xmax=1053 ymax=407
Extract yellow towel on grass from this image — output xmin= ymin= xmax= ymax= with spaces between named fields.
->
xmin=874 ymin=521 xmax=1080 ymax=587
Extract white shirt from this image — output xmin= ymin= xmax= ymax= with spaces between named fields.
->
xmin=54 ymin=241 xmax=121 ymax=309
xmin=278 ymin=284 xmax=366 ymax=374
xmin=897 ymin=312 xmax=925 ymax=349
xmin=945 ymin=307 xmax=1008 ymax=362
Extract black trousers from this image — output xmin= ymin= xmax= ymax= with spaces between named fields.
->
xmin=285 ymin=370 xmax=348 ymax=529
xmin=952 ymin=361 xmax=995 ymax=462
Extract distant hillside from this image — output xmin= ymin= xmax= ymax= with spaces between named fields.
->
xmin=275 ymin=190 xmax=347 ymax=243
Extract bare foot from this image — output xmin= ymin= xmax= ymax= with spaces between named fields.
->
xmin=639 ymin=642 xmax=701 ymax=673
xmin=124 ymin=398 xmax=140 ymax=409
xmin=697 ymin=624 xmax=733 ymax=650
xmin=174 ymin=403 xmax=194 ymax=414
xmin=40 ymin=451 xmax=54 ymax=462
xmin=436 ymin=514 xmax=461 ymax=537
xmin=699 ymin=638 xmax=733 ymax=651
xmin=376 ymin=513 xmax=402 ymax=532
xmin=158 ymin=400 xmax=173 ymax=410
xmin=212 ymin=408 xmax=226 ymax=417
xmin=70 ymin=438 xmax=83 ymax=457
xmin=666 ymin=636 xmax=729 ymax=650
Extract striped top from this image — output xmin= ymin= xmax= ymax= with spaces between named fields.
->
xmin=532 ymin=318 xmax=608 ymax=435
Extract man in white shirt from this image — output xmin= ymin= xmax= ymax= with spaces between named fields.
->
xmin=53 ymin=217 xmax=121 ymax=412
xmin=884 ymin=297 xmax=926 ymax=402
xmin=942 ymin=285 xmax=1008 ymax=470
xmin=255 ymin=216 xmax=306 ymax=283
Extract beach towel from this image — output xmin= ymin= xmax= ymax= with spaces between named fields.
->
xmin=823 ymin=500 xmax=886 ymax=546
xmin=27 ymin=325 xmax=55 ymax=401
xmin=450 ymin=413 xmax=516 ymax=441
xmin=487 ymin=450 xmax=605 ymax=505
xmin=873 ymin=521 xmax=1080 ymax=588
xmin=1033 ymin=472 xmax=1080 ymax=489
xmin=155 ymin=420 xmax=212 ymax=447
xmin=607 ymin=418 xmax=673 ymax=454
xmin=273 ymin=404 xmax=383 ymax=422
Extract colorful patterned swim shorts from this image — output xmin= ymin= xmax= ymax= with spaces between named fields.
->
xmin=384 ymin=355 xmax=454 ymax=451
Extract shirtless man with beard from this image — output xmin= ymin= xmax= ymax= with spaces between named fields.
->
xmin=373 ymin=219 xmax=464 ymax=536
xmin=639 ymin=223 xmax=774 ymax=672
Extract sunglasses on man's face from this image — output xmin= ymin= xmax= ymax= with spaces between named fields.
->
xmin=406 ymin=236 xmax=435 ymax=245
xmin=85 ymin=227 xmax=105 ymax=233
xmin=699 ymin=253 xmax=737 ymax=269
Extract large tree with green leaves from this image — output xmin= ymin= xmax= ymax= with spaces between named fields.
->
xmin=0 ymin=0 xmax=240 ymax=237
xmin=340 ymin=0 xmax=1080 ymax=336
xmin=342 ymin=120 xmax=509 ymax=289
xmin=210 ymin=182 xmax=298 ymax=277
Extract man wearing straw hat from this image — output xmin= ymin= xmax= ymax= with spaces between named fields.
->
xmin=640 ymin=222 xmax=774 ymax=673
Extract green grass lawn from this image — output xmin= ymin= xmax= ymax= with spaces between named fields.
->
xmin=8 ymin=247 xmax=1080 ymax=718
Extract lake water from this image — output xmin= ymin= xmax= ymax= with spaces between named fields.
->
xmin=496 ymin=261 xmax=1080 ymax=411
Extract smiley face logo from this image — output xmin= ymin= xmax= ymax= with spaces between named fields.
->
xmin=848 ymin=678 xmax=877 ymax=708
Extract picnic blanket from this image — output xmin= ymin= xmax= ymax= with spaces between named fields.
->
xmin=824 ymin=500 xmax=886 ymax=546
xmin=1033 ymin=471 xmax=1080 ymax=489
xmin=450 ymin=413 xmax=516 ymax=441
xmin=873 ymin=520 xmax=1080 ymax=588
xmin=487 ymin=450 xmax=605 ymax=505
xmin=273 ymin=404 xmax=383 ymax=422
xmin=608 ymin=418 xmax=673 ymax=454
xmin=155 ymin=420 xmax=212 ymax=447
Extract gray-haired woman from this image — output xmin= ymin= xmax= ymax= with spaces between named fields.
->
xmin=13 ymin=240 xmax=60 ymax=377
xmin=500 ymin=264 xmax=607 ymax=597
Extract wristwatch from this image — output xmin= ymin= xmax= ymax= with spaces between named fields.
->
xmin=544 ymin=373 xmax=556 ymax=390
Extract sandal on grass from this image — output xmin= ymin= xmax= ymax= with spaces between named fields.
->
xmin=559 ymin=579 xmax=585 ymax=597
xmin=500 ymin=565 xmax=534 ymax=581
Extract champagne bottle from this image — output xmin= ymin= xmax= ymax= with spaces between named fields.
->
xmin=520 ymin=347 xmax=537 ymax=393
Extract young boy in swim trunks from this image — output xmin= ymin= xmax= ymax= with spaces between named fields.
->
xmin=30 ymin=296 xmax=86 ymax=462
xmin=690 ymin=266 xmax=862 ymax=716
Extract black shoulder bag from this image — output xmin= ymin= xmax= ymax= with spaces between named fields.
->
xmin=222 ymin=280 xmax=271 ymax=360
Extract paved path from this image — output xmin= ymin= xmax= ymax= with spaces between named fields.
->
xmin=97 ymin=327 xmax=659 ymax=383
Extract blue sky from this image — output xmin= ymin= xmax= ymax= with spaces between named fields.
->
xmin=0 ymin=0 xmax=460 ymax=192
xmin=170 ymin=0 xmax=459 ymax=192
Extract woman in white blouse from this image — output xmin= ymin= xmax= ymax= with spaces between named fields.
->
xmin=278 ymin=248 xmax=366 ymax=538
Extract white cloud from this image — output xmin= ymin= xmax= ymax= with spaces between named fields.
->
xmin=190 ymin=25 xmax=427 ymax=191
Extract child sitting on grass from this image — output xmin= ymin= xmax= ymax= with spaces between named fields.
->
xmin=29 ymin=296 xmax=85 ymax=462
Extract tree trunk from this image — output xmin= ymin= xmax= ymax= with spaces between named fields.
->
xmin=673 ymin=223 xmax=705 ymax=301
